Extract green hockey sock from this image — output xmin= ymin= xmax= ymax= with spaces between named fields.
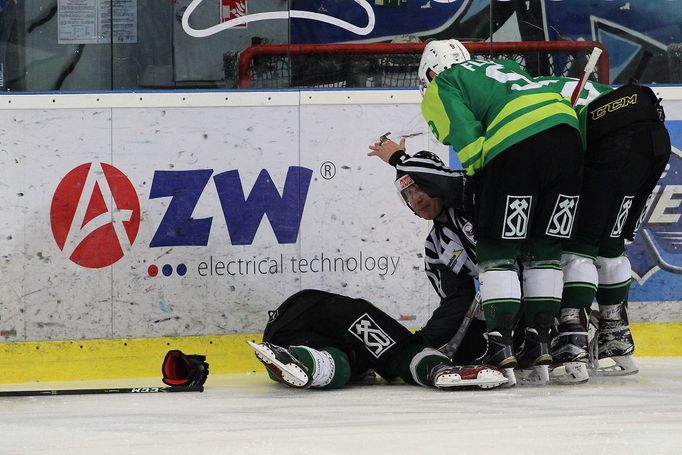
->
xmin=384 ymin=342 xmax=450 ymax=386
xmin=561 ymin=285 xmax=597 ymax=311
xmin=596 ymin=281 xmax=631 ymax=308
xmin=483 ymin=300 xmax=519 ymax=332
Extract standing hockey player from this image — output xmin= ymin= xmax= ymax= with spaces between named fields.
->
xmin=367 ymin=142 xmax=488 ymax=367
xmin=417 ymin=39 xmax=584 ymax=385
xmin=539 ymin=77 xmax=672 ymax=382
xmin=247 ymin=289 xmax=507 ymax=390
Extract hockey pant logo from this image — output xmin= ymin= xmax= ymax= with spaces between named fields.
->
xmin=611 ymin=196 xmax=634 ymax=238
xmin=502 ymin=195 xmax=532 ymax=240
xmin=632 ymin=193 xmax=655 ymax=238
xmin=545 ymin=194 xmax=579 ymax=238
xmin=348 ymin=313 xmax=396 ymax=358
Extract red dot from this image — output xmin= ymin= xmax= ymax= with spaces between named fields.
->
xmin=148 ymin=264 xmax=159 ymax=277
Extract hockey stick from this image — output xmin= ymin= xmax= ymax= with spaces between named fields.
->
xmin=571 ymin=46 xmax=603 ymax=107
xmin=629 ymin=50 xmax=654 ymax=84
xmin=442 ymin=291 xmax=481 ymax=358
xmin=0 ymin=385 xmax=204 ymax=397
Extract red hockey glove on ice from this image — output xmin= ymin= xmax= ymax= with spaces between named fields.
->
xmin=162 ymin=350 xmax=209 ymax=387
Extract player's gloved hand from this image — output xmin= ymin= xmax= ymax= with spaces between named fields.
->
xmin=162 ymin=350 xmax=209 ymax=387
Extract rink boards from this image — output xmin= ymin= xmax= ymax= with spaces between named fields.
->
xmin=1 ymin=88 xmax=682 ymax=383
xmin=0 ymin=322 xmax=681 ymax=383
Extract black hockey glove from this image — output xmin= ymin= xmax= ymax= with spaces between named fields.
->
xmin=162 ymin=350 xmax=209 ymax=387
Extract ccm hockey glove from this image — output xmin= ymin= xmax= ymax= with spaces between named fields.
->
xmin=162 ymin=350 xmax=209 ymax=387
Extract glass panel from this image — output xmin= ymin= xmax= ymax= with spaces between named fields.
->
xmin=1 ymin=1 xmax=682 ymax=92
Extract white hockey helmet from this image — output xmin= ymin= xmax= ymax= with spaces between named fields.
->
xmin=418 ymin=39 xmax=471 ymax=96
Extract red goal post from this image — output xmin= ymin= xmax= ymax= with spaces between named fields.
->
xmin=236 ymin=41 xmax=609 ymax=89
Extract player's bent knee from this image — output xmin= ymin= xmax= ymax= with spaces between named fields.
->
xmin=522 ymin=266 xmax=563 ymax=300
xmin=479 ymin=270 xmax=522 ymax=302
xmin=595 ymin=255 xmax=632 ymax=286
xmin=561 ymin=253 xmax=598 ymax=288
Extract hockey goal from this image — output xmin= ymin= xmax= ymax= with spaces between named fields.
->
xmin=236 ymin=41 xmax=609 ymax=89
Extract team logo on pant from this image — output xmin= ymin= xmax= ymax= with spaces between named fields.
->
xmin=633 ymin=193 xmax=655 ymax=238
xmin=502 ymin=195 xmax=532 ymax=239
xmin=546 ymin=194 xmax=579 ymax=238
xmin=611 ymin=196 xmax=634 ymax=237
xmin=348 ymin=313 xmax=396 ymax=358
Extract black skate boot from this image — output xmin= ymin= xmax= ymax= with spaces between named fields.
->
xmin=516 ymin=326 xmax=553 ymax=386
xmin=589 ymin=303 xmax=638 ymax=376
xmin=550 ymin=320 xmax=589 ymax=385
xmin=477 ymin=331 xmax=517 ymax=387
xmin=427 ymin=363 xmax=508 ymax=389
xmin=247 ymin=341 xmax=312 ymax=388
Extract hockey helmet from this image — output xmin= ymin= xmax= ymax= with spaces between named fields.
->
xmin=418 ymin=39 xmax=470 ymax=96
xmin=394 ymin=151 xmax=463 ymax=209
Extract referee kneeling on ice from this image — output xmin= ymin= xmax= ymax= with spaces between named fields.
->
xmin=247 ymin=289 xmax=507 ymax=390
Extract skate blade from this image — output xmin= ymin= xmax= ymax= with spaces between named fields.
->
xmin=550 ymin=362 xmax=589 ymax=385
xmin=246 ymin=341 xmax=311 ymax=388
xmin=591 ymin=355 xmax=639 ymax=376
xmin=435 ymin=369 xmax=508 ymax=390
xmin=516 ymin=365 xmax=550 ymax=386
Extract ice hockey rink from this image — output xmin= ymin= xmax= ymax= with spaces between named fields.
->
xmin=0 ymin=358 xmax=680 ymax=455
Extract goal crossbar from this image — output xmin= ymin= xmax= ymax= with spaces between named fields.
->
xmin=237 ymin=41 xmax=609 ymax=89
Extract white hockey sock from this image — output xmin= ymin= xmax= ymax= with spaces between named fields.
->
xmin=290 ymin=345 xmax=336 ymax=388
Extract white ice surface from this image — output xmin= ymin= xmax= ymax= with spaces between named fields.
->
xmin=1 ymin=358 xmax=682 ymax=455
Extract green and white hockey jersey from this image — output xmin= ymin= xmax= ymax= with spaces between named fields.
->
xmin=421 ymin=58 xmax=583 ymax=175
xmin=534 ymin=75 xmax=613 ymax=149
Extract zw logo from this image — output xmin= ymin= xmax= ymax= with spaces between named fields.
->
xmin=50 ymin=163 xmax=141 ymax=269
xmin=348 ymin=313 xmax=395 ymax=358
xmin=51 ymin=162 xmax=312 ymax=269
xmin=131 ymin=387 xmax=160 ymax=393
xmin=149 ymin=166 xmax=312 ymax=247
xmin=502 ymin=195 xmax=532 ymax=240
xmin=590 ymin=94 xmax=637 ymax=120
xmin=611 ymin=195 xmax=634 ymax=238
xmin=546 ymin=194 xmax=579 ymax=238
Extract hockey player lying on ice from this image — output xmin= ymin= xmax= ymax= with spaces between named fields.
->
xmin=247 ymin=289 xmax=508 ymax=390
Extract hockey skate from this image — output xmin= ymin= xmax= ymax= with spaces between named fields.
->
xmin=427 ymin=363 xmax=508 ymax=390
xmin=588 ymin=306 xmax=639 ymax=376
xmin=477 ymin=331 xmax=517 ymax=387
xmin=247 ymin=341 xmax=312 ymax=388
xmin=550 ymin=322 xmax=590 ymax=385
xmin=516 ymin=328 xmax=552 ymax=386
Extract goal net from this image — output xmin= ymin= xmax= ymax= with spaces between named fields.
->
xmin=236 ymin=41 xmax=609 ymax=89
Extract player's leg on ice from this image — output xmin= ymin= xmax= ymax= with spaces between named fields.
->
xmin=248 ymin=341 xmax=351 ymax=389
xmin=249 ymin=341 xmax=508 ymax=390
xmin=515 ymin=239 xmax=563 ymax=386
xmin=386 ymin=345 xmax=507 ymax=390
xmin=476 ymin=242 xmax=522 ymax=387
xmin=552 ymin=245 xmax=598 ymax=385
xmin=589 ymin=242 xmax=638 ymax=376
